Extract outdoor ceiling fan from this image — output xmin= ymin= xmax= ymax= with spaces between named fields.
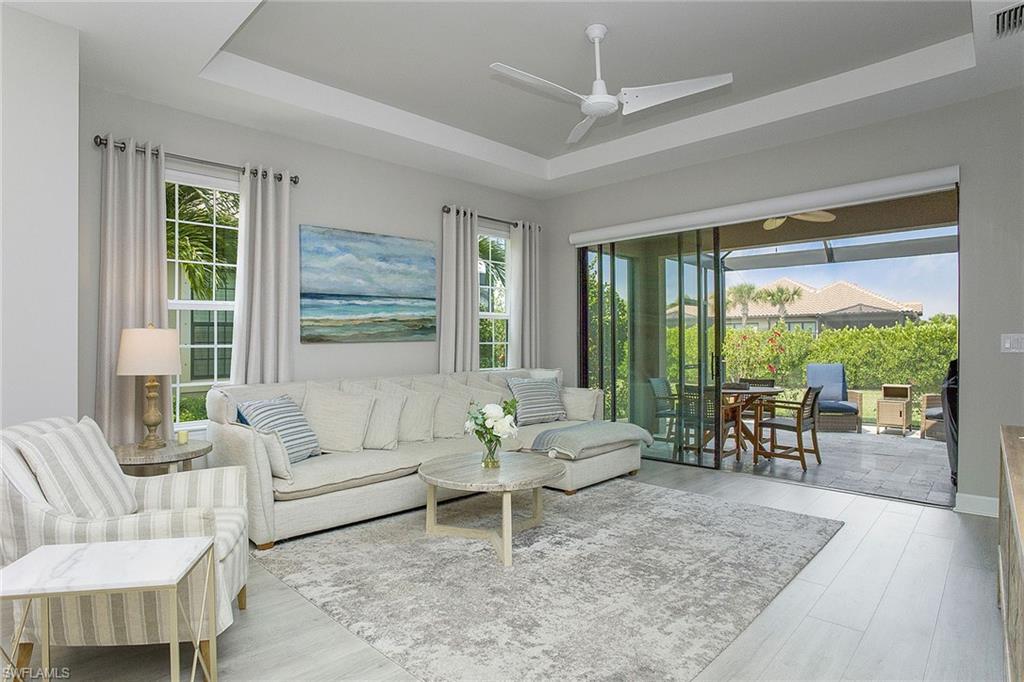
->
xmin=762 ymin=211 xmax=837 ymax=231
xmin=490 ymin=23 xmax=733 ymax=145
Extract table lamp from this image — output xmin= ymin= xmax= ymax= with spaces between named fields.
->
xmin=117 ymin=324 xmax=181 ymax=449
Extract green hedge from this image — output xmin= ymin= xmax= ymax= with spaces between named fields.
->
xmin=721 ymin=321 xmax=957 ymax=395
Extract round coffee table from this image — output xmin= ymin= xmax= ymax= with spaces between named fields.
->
xmin=114 ymin=439 xmax=213 ymax=474
xmin=417 ymin=451 xmax=566 ymax=567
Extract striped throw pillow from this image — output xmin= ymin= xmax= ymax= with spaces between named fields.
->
xmin=238 ymin=396 xmax=320 ymax=464
xmin=17 ymin=417 xmax=137 ymax=518
xmin=507 ymin=377 xmax=567 ymax=426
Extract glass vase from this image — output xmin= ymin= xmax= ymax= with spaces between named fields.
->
xmin=481 ymin=441 xmax=500 ymax=469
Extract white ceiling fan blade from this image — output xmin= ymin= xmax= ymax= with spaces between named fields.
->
xmin=490 ymin=63 xmax=585 ymax=103
xmin=619 ymin=73 xmax=733 ymax=115
xmin=792 ymin=210 xmax=836 ymax=223
xmin=566 ymin=115 xmax=597 ymax=144
xmin=763 ymin=217 xmax=788 ymax=231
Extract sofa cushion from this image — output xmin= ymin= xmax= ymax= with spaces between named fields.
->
xmin=272 ymin=450 xmax=423 ymax=501
xmin=818 ymin=399 xmax=859 ymax=415
xmin=410 ymin=381 xmax=473 ymax=439
xmin=378 ymin=381 xmax=438 ymax=442
xmin=508 ymin=377 xmax=566 ymax=425
xmin=341 ymin=382 xmax=406 ymax=450
xmin=443 ymin=377 xmax=504 ymax=406
xmin=17 ymin=417 xmax=138 ymax=518
xmin=561 ymin=387 xmax=601 ymax=421
xmin=239 ymin=395 xmax=321 ymax=463
xmin=924 ymin=406 xmax=944 ymax=421
xmin=466 ymin=373 xmax=513 ymax=401
xmin=207 ymin=381 xmax=323 ymax=425
xmin=302 ymin=383 xmax=375 ymax=453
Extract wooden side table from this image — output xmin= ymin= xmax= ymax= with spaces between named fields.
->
xmin=0 ymin=537 xmax=217 ymax=682
xmin=114 ymin=439 xmax=213 ymax=474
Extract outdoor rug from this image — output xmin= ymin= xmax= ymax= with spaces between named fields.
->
xmin=253 ymin=479 xmax=842 ymax=681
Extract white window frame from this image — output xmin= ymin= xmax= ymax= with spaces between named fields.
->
xmin=478 ymin=223 xmax=511 ymax=370
xmin=165 ymin=167 xmax=241 ymax=430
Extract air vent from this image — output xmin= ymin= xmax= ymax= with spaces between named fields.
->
xmin=994 ymin=2 xmax=1024 ymax=37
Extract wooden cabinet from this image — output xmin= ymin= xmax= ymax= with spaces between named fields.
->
xmin=876 ymin=384 xmax=912 ymax=435
xmin=999 ymin=425 xmax=1024 ymax=682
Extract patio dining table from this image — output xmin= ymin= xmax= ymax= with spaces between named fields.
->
xmin=721 ymin=386 xmax=784 ymax=455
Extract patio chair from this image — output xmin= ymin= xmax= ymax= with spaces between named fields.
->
xmin=649 ymin=378 xmax=678 ymax=449
xmin=806 ymin=363 xmax=862 ymax=432
xmin=679 ymin=386 xmax=743 ymax=461
xmin=758 ymin=385 xmax=824 ymax=471
xmin=920 ymin=393 xmax=946 ymax=441
xmin=739 ymin=377 xmax=776 ymax=441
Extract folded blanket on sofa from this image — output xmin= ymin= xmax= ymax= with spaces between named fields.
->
xmin=529 ymin=421 xmax=653 ymax=460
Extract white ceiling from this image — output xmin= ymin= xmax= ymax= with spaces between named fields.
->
xmin=225 ymin=1 xmax=972 ymax=157
xmin=14 ymin=1 xmax=1024 ymax=198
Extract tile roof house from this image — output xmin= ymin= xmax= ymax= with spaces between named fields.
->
xmin=725 ymin=278 xmax=923 ymax=332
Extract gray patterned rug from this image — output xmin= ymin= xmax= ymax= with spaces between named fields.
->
xmin=254 ymin=479 xmax=842 ymax=681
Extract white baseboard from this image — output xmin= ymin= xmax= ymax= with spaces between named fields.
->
xmin=954 ymin=492 xmax=998 ymax=517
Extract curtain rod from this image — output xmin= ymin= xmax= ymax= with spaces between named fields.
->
xmin=93 ymin=135 xmax=300 ymax=185
xmin=442 ymin=205 xmax=539 ymax=230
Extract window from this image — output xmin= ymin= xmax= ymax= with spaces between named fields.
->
xmin=786 ymin=320 xmax=817 ymax=333
xmin=166 ymin=178 xmax=240 ymax=425
xmin=478 ymin=232 xmax=509 ymax=369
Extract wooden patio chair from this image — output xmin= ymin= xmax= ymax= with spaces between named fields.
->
xmin=678 ymin=386 xmax=743 ymax=461
xmin=739 ymin=376 xmax=776 ymax=442
xmin=649 ymin=378 xmax=679 ymax=454
xmin=758 ymin=385 xmax=824 ymax=471
xmin=920 ymin=393 xmax=946 ymax=441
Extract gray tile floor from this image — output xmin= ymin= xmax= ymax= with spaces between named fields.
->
xmin=27 ymin=464 xmax=998 ymax=680
xmin=645 ymin=425 xmax=955 ymax=506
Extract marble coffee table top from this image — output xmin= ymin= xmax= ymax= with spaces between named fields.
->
xmin=0 ymin=537 xmax=214 ymax=599
xmin=114 ymin=439 xmax=212 ymax=467
xmin=418 ymin=451 xmax=566 ymax=493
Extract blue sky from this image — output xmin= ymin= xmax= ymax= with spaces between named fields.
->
xmin=299 ymin=225 xmax=436 ymax=299
xmin=723 ymin=226 xmax=959 ymax=317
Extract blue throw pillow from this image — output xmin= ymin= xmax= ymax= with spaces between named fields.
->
xmin=237 ymin=396 xmax=320 ymax=464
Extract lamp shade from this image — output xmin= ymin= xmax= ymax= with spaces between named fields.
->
xmin=116 ymin=327 xmax=181 ymax=376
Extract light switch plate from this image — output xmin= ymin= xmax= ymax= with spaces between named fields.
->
xmin=1001 ymin=333 xmax=1024 ymax=352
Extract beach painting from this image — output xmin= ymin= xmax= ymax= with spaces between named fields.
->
xmin=299 ymin=225 xmax=437 ymax=343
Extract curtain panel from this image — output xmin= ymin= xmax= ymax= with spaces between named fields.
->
xmin=95 ymin=137 xmax=171 ymax=444
xmin=509 ymin=221 xmax=541 ymax=368
xmin=231 ymin=165 xmax=294 ymax=385
xmin=438 ymin=206 xmax=479 ymax=373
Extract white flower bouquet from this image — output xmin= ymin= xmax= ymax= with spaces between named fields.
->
xmin=464 ymin=399 xmax=518 ymax=468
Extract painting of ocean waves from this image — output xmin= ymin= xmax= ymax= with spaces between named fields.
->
xmin=300 ymin=226 xmax=436 ymax=343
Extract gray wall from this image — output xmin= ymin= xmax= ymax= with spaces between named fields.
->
xmin=539 ymin=88 xmax=1024 ymax=501
xmin=78 ymin=87 xmax=543 ymax=418
xmin=1 ymin=8 xmax=79 ymax=426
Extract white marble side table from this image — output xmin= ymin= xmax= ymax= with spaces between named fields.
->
xmin=0 ymin=537 xmax=217 ymax=682
xmin=418 ymin=451 xmax=566 ymax=567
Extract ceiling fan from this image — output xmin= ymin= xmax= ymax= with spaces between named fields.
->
xmin=762 ymin=211 xmax=837 ymax=231
xmin=490 ymin=24 xmax=733 ymax=145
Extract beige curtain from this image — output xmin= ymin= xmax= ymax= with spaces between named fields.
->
xmin=231 ymin=166 xmax=294 ymax=385
xmin=509 ymin=221 xmax=541 ymax=368
xmin=95 ymin=137 xmax=171 ymax=444
xmin=438 ymin=206 xmax=479 ymax=373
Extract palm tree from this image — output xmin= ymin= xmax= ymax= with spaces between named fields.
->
xmin=755 ymin=285 xmax=803 ymax=321
xmin=166 ymin=184 xmax=236 ymax=299
xmin=726 ymin=283 xmax=759 ymax=327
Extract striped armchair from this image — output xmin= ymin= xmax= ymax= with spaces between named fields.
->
xmin=0 ymin=417 xmax=248 ymax=664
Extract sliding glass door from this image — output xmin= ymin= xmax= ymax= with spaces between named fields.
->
xmin=579 ymin=228 xmax=723 ymax=468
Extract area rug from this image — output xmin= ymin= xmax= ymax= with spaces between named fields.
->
xmin=253 ymin=479 xmax=842 ymax=681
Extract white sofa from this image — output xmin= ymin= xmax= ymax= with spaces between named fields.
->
xmin=206 ymin=369 xmax=642 ymax=548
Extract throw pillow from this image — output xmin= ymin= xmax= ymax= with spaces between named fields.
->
xmin=562 ymin=387 xmax=602 ymax=421
xmin=341 ymin=382 xmax=406 ymax=450
xmin=507 ymin=377 xmax=567 ymax=426
xmin=17 ymin=417 xmax=137 ymax=518
xmin=442 ymin=377 xmax=504 ymax=406
xmin=466 ymin=373 xmax=513 ymax=402
xmin=238 ymin=395 xmax=320 ymax=463
xmin=378 ymin=380 xmax=438 ymax=442
xmin=411 ymin=380 xmax=473 ymax=438
xmin=302 ymin=383 xmax=375 ymax=453
xmin=486 ymin=369 xmax=530 ymax=393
